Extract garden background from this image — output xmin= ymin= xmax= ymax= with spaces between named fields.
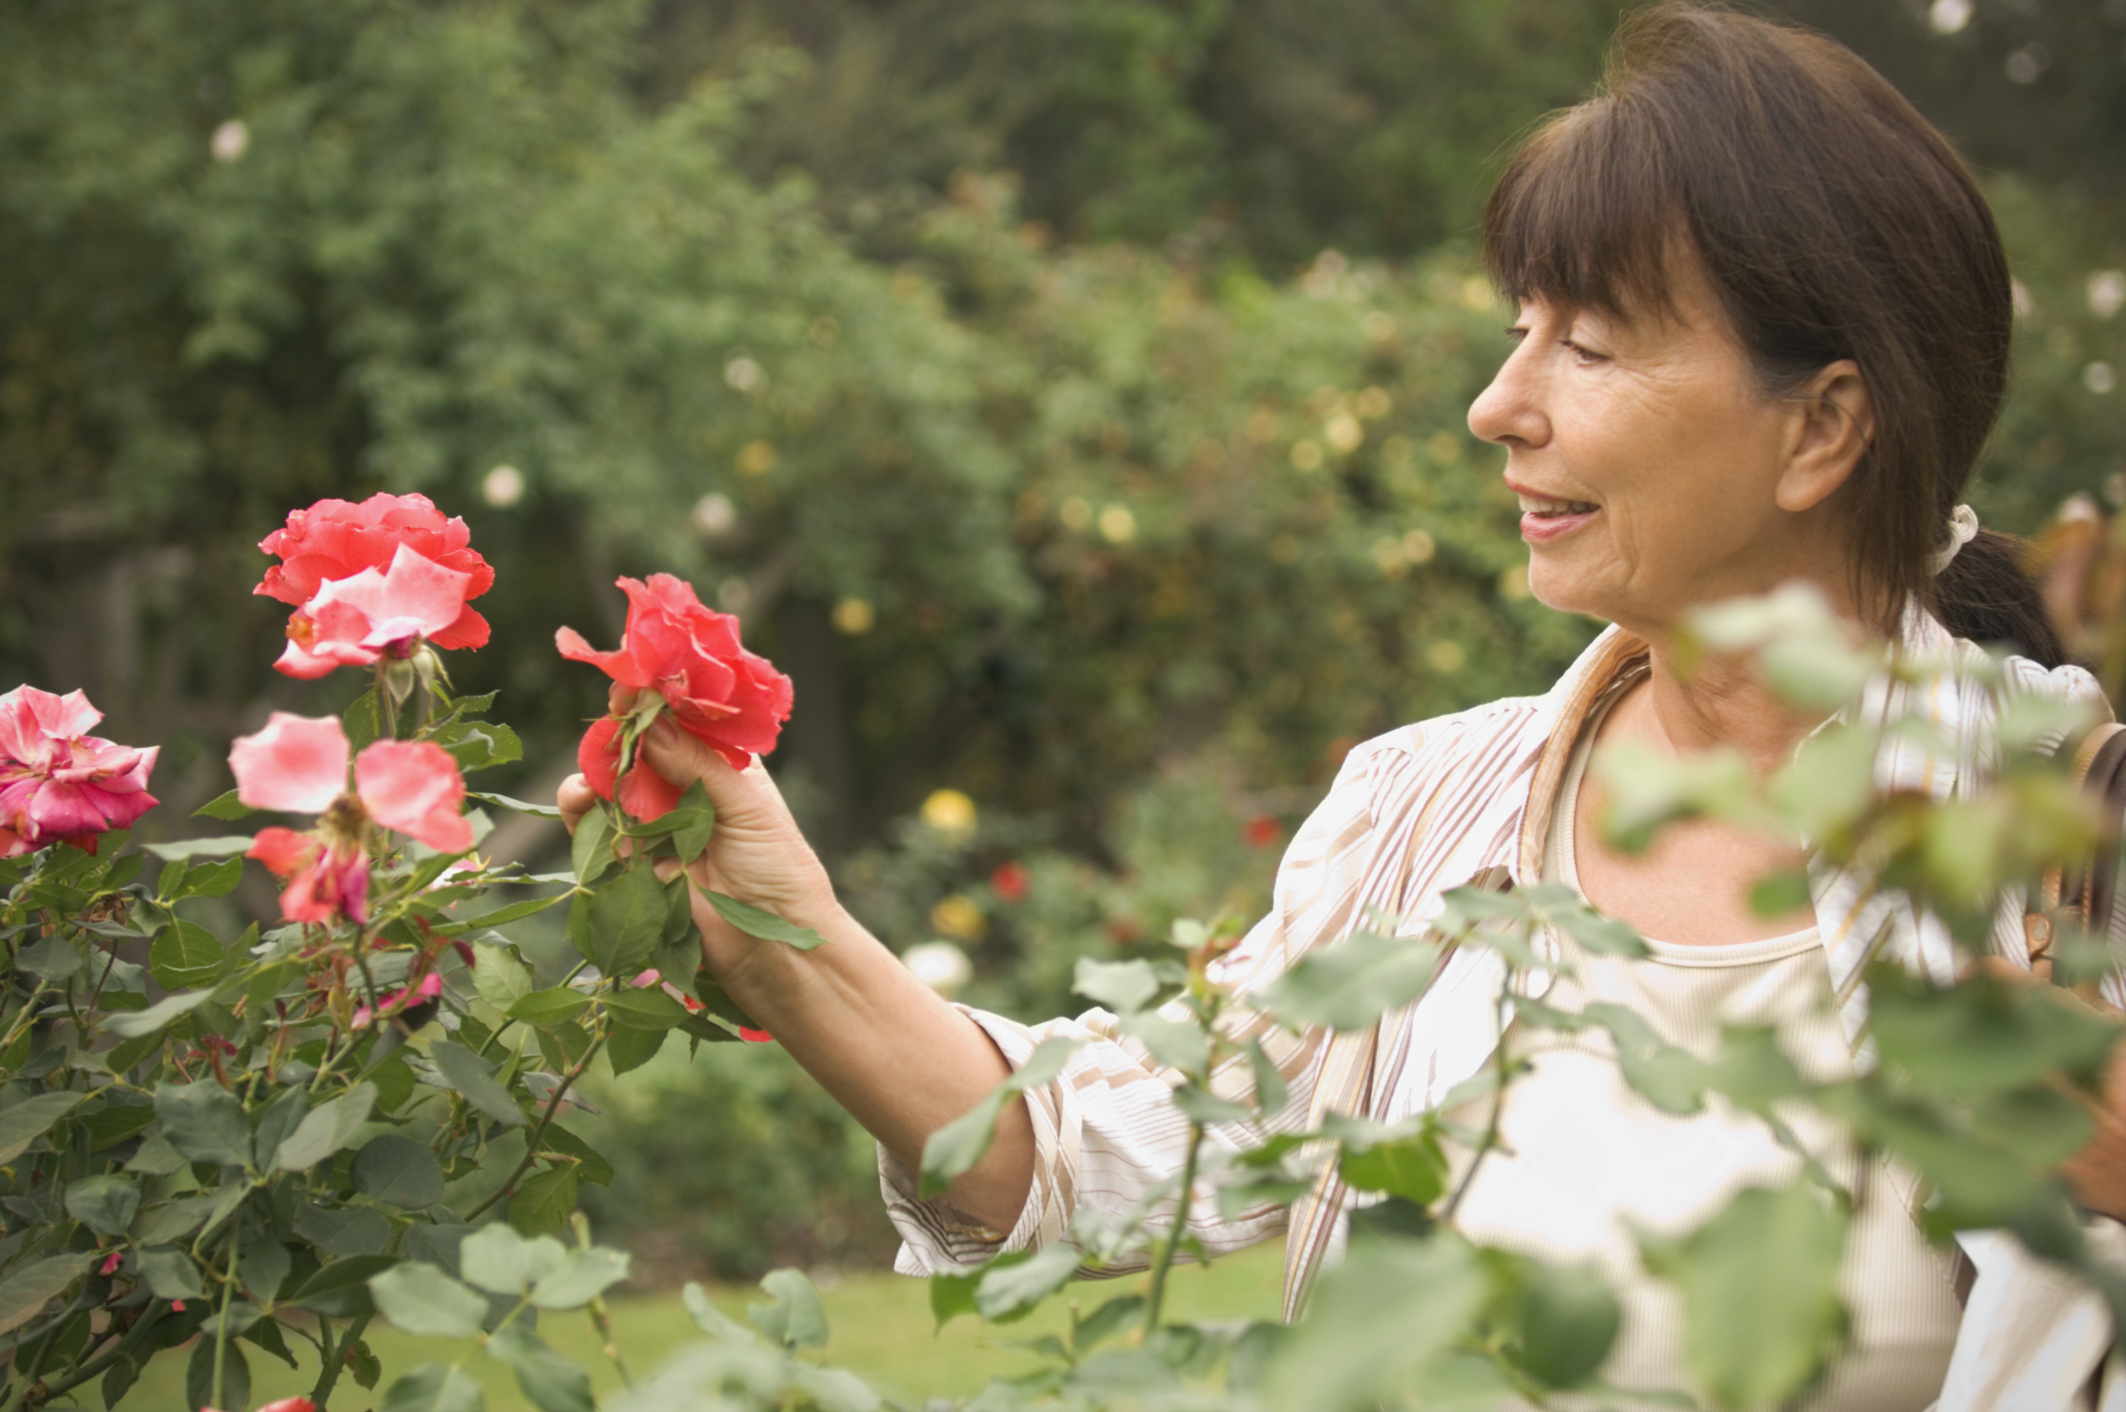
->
xmin=3 ymin=0 xmax=2123 ymax=1342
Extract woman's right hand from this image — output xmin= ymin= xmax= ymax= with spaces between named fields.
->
xmin=556 ymin=686 xmax=843 ymax=984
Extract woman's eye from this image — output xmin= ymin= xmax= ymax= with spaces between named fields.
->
xmin=1562 ymin=338 xmax=1607 ymax=365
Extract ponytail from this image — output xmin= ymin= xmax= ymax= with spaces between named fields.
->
xmin=1932 ymin=527 xmax=2064 ymax=667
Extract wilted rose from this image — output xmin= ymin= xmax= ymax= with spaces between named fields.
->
xmin=557 ymin=574 xmax=793 ymax=816
xmin=256 ymin=492 xmax=492 ymax=642
xmin=229 ymin=712 xmax=473 ymax=923
xmin=0 ymin=686 xmax=159 ymax=856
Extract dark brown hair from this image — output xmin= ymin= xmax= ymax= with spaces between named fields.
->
xmin=1481 ymin=1 xmax=2061 ymax=663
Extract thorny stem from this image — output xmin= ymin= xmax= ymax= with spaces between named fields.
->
xmin=1141 ymin=1120 xmax=1204 ymax=1336
xmin=310 ymin=1312 xmax=371 ymax=1408
xmin=464 ymin=1033 xmax=605 ymax=1220
xmin=1442 ymin=981 xmax=1515 ymax=1225
xmin=36 ymin=1304 xmax=167 ymax=1404
xmin=211 ymin=1237 xmax=239 ymax=1412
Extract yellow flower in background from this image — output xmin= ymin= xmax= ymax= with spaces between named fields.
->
xmin=921 ymin=788 xmax=977 ymax=836
xmin=930 ymin=893 xmax=985 ymax=941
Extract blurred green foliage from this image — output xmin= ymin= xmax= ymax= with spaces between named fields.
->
xmin=3 ymin=0 xmax=2123 ymax=1282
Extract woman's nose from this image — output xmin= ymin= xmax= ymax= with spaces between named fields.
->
xmin=1467 ymin=347 xmax=1549 ymax=448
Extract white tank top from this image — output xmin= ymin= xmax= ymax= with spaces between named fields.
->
xmin=1437 ymin=703 xmax=1962 ymax=1411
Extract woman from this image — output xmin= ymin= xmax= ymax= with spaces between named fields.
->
xmin=561 ymin=6 xmax=2122 ymax=1407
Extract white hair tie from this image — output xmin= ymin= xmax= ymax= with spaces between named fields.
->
xmin=1930 ymin=503 xmax=1980 ymax=575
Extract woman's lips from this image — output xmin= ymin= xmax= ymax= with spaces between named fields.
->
xmin=1519 ymin=504 xmax=1598 ymax=542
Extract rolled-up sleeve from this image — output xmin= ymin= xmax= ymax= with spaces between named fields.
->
xmin=884 ymin=741 xmax=1394 ymax=1276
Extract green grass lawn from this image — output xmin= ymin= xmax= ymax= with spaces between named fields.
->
xmin=113 ymin=1243 xmax=1285 ymax=1410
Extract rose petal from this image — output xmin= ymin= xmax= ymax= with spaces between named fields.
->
xmin=618 ymin=758 xmax=683 ymax=822
xmin=577 ymin=717 xmax=622 ymax=802
xmin=230 ymin=714 xmax=350 ymax=814
xmin=247 ymin=826 xmax=320 ymax=878
xmin=355 ymin=740 xmax=472 ymax=853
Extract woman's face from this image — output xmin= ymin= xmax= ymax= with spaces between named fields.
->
xmin=1466 ymin=267 xmax=1853 ymax=636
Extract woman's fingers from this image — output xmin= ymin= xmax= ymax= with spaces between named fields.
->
xmin=557 ymin=773 xmax=597 ymax=836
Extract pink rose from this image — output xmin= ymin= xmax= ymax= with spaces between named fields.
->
xmin=0 ymin=686 xmax=158 ymax=856
xmin=255 ymin=492 xmax=492 ymax=647
xmin=273 ymin=545 xmax=484 ymax=680
xmin=229 ymin=713 xmax=473 ymax=924
xmin=557 ymin=574 xmax=793 ymax=818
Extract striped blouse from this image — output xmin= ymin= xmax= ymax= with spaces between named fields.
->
xmin=880 ymin=608 xmax=2124 ymax=1410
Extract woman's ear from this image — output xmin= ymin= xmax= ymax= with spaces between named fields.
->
xmin=1776 ymin=359 xmax=1874 ymax=513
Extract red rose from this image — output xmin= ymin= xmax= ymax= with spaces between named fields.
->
xmin=558 ymin=575 xmax=794 ymax=810
xmin=255 ymin=492 xmax=493 ymax=651
xmin=990 ymin=861 xmax=1031 ymax=903
xmin=1244 ymin=814 xmax=1281 ymax=849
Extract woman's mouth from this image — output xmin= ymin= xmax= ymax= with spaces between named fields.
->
xmin=1516 ymin=492 xmax=1599 ymax=543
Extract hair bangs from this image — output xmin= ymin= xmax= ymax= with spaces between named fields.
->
xmin=1481 ymin=101 xmax=1686 ymax=325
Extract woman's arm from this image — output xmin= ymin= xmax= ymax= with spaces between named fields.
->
xmin=559 ymin=708 xmax=1037 ymax=1234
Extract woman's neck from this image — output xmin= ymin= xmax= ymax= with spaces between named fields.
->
xmin=1610 ymin=639 xmax=1830 ymax=775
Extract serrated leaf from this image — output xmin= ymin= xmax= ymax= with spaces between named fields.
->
xmin=571 ymin=806 xmax=617 ymax=887
xmin=1260 ymin=930 xmax=1443 ymax=1032
xmin=370 ymin=1261 xmax=489 ymax=1340
xmin=427 ymin=1041 xmax=527 ymax=1127
xmin=1073 ymin=957 xmax=1162 ymax=1014
xmin=507 ymin=988 xmax=591 ymax=1026
xmin=105 ymin=988 xmax=213 ymax=1039
xmin=749 ymin=1268 xmax=830 ymax=1348
xmin=142 ymin=835 xmax=257 ymax=860
xmin=0 ymin=1090 xmax=87 ymax=1165
xmin=452 ymin=892 xmax=569 ymax=932
xmin=509 ymin=1167 xmax=579 ymax=1237
xmin=274 ymin=1082 xmax=377 ymax=1171
xmin=929 ymin=1268 xmax=980 ymax=1330
xmin=1640 ymin=1186 xmax=1847 ymax=1411
xmin=684 ymin=1281 xmax=756 ymax=1342
xmin=139 ymin=1248 xmax=207 ymax=1302
xmin=1337 ymin=1134 xmax=1447 ymax=1205
xmin=487 ymin=1323 xmax=594 ymax=1412
xmin=470 ymin=939 xmax=536 ymax=1012
xmin=602 ymin=985 xmax=687 ymax=1030
xmin=704 ymin=890 xmax=827 ymax=950
xmin=148 ymin=919 xmax=224 ymax=990
xmin=974 ymin=1244 xmax=1082 ymax=1323
xmin=187 ymin=1329 xmax=250 ymax=1412
xmin=154 ymin=1081 xmax=252 ymax=1167
xmin=468 ymin=791 xmax=564 ymax=820
xmin=353 ymin=1134 xmax=447 ymax=1208
xmin=670 ymin=780 xmax=715 ymax=863
xmin=576 ymin=864 xmax=669 ymax=977
xmin=529 ymin=1246 xmax=631 ymax=1310
xmin=534 ymin=1124 xmax=615 ymax=1188
xmin=0 ymin=1253 xmax=91 ymax=1335
xmin=286 ymin=1254 xmax=398 ymax=1315
xmin=193 ymin=789 xmax=254 ymax=822
xmin=1119 ymin=1011 xmax=1208 ymax=1073
xmin=64 ymin=1173 xmax=141 ymax=1237
xmin=604 ymin=1024 xmax=665 ymax=1076
xmin=918 ymin=1038 xmax=1078 ymax=1196
xmin=459 ymin=1224 xmax=568 ymax=1296
xmin=378 ymin=1361 xmax=486 ymax=1412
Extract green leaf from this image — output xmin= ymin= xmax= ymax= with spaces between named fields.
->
xmin=471 ymin=940 xmax=537 ymax=1013
xmin=974 ymin=1244 xmax=1082 ymax=1323
xmin=507 ymin=987 xmax=591 ymax=1026
xmin=1499 ymin=1260 xmax=1620 ymax=1390
xmin=193 ymin=789 xmax=255 ymax=822
xmin=15 ymin=934 xmax=84 ymax=982
xmin=273 ymin=1082 xmax=377 ymax=1171
xmin=468 ymin=791 xmax=565 ymax=821
xmin=571 ymin=806 xmax=617 ymax=887
xmin=749 ymin=1267 xmax=830 ymax=1348
xmin=683 ymin=1281 xmax=756 ymax=1342
xmin=1170 ymin=1084 xmax=1254 ymax=1127
xmin=286 ymin=1254 xmax=399 ymax=1315
xmin=0 ymin=1090 xmax=87 ymax=1165
xmin=105 ymin=988 xmax=213 ymax=1040
xmin=459 ymin=1224 xmax=568 ymax=1297
xmin=370 ymin=1261 xmax=490 ymax=1340
xmin=509 ymin=1167 xmax=579 ymax=1237
xmin=1074 ymin=1293 xmax=1147 ymax=1353
xmin=528 ymin=1247 xmax=631 ymax=1309
xmin=252 ymin=1085 xmax=312 ymax=1170
xmin=1073 ymin=957 xmax=1162 ymax=1014
xmin=64 ymin=1174 xmax=141 ymax=1237
xmin=345 ymin=687 xmax=384 ymax=752
xmin=428 ymin=1041 xmax=528 ymax=1127
xmin=154 ymin=1081 xmax=253 ymax=1167
xmin=918 ymin=1038 xmax=1079 ymax=1197
xmin=353 ymin=1134 xmax=448 ymax=1208
xmin=450 ymin=892 xmax=569 ymax=932
xmin=239 ymin=1239 xmax=292 ymax=1304
xmin=486 ymin=1323 xmax=594 ymax=1412
xmin=576 ymin=864 xmax=670 ymax=977
xmin=165 ymin=856 xmax=245 ymax=901
xmin=1259 ymin=930 xmax=1443 ymax=1032
xmin=1869 ymin=971 xmax=2122 ymax=1097
xmin=0 ymin=1253 xmax=91 ymax=1336
xmin=142 ymin=836 xmax=257 ymax=860
xmin=670 ymin=780 xmax=716 ymax=863
xmin=929 ymin=1268 xmax=980 ymax=1330
xmin=378 ymin=1361 xmax=487 ymax=1412
xmin=704 ymin=890 xmax=828 ymax=950
xmin=78 ymin=1102 xmax=156 ymax=1151
xmin=1338 ymin=1135 xmax=1447 ymax=1206
xmin=1640 ymin=1185 xmax=1847 ymax=1412
xmin=1581 ymin=1003 xmax=1707 ymax=1116
xmin=531 ymin=1124 xmax=615 ymax=1188
xmin=149 ymin=919 xmax=225 ymax=991
xmin=602 ymin=985 xmax=688 ymax=1030
xmin=1119 ymin=1011 xmax=1209 ymax=1073
xmin=1246 ymin=1039 xmax=1290 ymax=1117
xmin=604 ymin=1024 xmax=665 ymax=1076
xmin=662 ymin=871 xmax=694 ymax=947
xmin=186 ymin=1330 xmax=250 ymax=1412
xmin=1263 ymin=1233 xmax=1488 ymax=1412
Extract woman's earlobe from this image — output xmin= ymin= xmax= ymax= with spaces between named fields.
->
xmin=1776 ymin=362 xmax=1873 ymax=512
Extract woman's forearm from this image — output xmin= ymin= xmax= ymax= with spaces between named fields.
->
xmin=713 ymin=898 xmax=1037 ymax=1234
